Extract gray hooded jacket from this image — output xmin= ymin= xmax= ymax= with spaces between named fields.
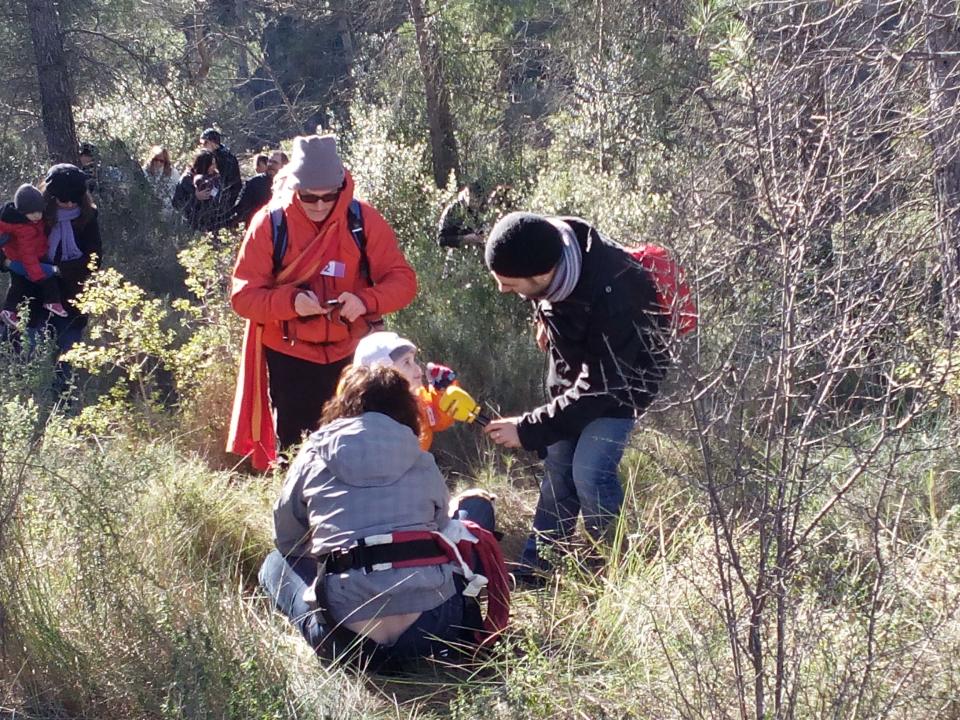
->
xmin=273 ymin=412 xmax=456 ymax=622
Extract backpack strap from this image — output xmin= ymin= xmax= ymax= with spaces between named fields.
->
xmin=270 ymin=206 xmax=288 ymax=276
xmin=271 ymin=201 xmax=368 ymax=282
xmin=269 ymin=207 xmax=292 ymax=342
xmin=348 ymin=199 xmax=372 ymax=286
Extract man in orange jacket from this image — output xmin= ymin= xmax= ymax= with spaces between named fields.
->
xmin=228 ymin=135 xmax=417 ymax=469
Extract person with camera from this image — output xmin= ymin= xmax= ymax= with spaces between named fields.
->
xmin=227 ymin=134 xmax=417 ymax=470
xmin=171 ymin=148 xmax=231 ymax=232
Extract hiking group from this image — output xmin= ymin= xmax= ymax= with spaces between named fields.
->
xmin=1 ymin=128 xmax=694 ymax=671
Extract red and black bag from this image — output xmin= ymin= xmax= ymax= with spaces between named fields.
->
xmin=628 ymin=244 xmax=698 ymax=336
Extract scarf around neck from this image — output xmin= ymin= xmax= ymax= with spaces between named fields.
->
xmin=47 ymin=207 xmax=83 ymax=263
xmin=538 ymin=218 xmax=582 ymax=305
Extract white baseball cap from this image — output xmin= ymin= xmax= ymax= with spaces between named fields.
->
xmin=353 ymin=331 xmax=416 ymax=368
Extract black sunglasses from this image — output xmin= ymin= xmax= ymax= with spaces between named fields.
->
xmin=299 ymin=185 xmax=343 ymax=204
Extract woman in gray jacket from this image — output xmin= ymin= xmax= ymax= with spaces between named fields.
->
xmin=259 ymin=364 xmax=495 ymax=667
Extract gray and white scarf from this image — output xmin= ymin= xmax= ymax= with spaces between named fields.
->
xmin=538 ymin=218 xmax=582 ymax=304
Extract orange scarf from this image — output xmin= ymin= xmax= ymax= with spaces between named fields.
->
xmin=226 ymin=187 xmax=356 ymax=470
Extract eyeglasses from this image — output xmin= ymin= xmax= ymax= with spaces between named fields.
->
xmin=298 ymin=186 xmax=342 ymax=204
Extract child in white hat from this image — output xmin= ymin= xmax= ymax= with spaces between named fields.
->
xmin=352 ymin=331 xmax=459 ymax=451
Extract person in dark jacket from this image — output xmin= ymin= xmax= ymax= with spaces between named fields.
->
xmin=172 ymin=149 xmax=231 ymax=232
xmin=0 ymin=164 xmax=104 ymax=394
xmin=481 ymin=211 xmax=668 ymax=578
xmin=228 ymin=150 xmax=288 ymax=227
xmin=199 ymin=127 xmax=241 ymax=206
xmin=34 ymin=165 xmax=103 ymax=350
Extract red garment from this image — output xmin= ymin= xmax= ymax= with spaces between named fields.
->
xmin=370 ymin=522 xmax=511 ymax=646
xmin=227 ymin=172 xmax=417 ymax=470
xmin=457 ymin=520 xmax=511 ymax=645
xmin=0 ymin=218 xmax=49 ymax=283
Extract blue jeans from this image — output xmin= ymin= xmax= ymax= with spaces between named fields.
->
xmin=259 ymin=496 xmax=495 ymax=663
xmin=520 ymin=417 xmax=635 ymax=571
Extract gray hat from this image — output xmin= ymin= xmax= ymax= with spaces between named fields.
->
xmin=287 ymin=135 xmax=345 ymax=190
xmin=13 ymin=184 xmax=45 ymax=215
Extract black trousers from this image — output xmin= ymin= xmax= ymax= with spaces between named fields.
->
xmin=5 ymin=273 xmax=60 ymax=311
xmin=265 ymin=347 xmax=351 ymax=451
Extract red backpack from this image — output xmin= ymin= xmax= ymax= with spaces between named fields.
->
xmin=628 ymin=244 xmax=698 ymax=336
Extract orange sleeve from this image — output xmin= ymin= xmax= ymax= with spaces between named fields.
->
xmin=230 ymin=213 xmax=301 ymax=324
xmin=352 ymin=204 xmax=417 ymax=315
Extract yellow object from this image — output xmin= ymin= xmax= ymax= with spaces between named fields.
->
xmin=439 ymin=386 xmax=483 ymax=423
xmin=416 ymin=384 xmax=456 ymax=450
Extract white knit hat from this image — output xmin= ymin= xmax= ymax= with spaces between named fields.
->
xmin=353 ymin=332 xmax=416 ymax=368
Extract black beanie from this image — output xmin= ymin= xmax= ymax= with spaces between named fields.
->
xmin=44 ymin=164 xmax=87 ymax=204
xmin=13 ymin=184 xmax=44 ymax=215
xmin=484 ymin=211 xmax=563 ymax=278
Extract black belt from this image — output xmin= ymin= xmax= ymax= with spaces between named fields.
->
xmin=320 ymin=538 xmax=447 ymax=575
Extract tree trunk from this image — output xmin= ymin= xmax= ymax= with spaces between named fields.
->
xmin=924 ymin=0 xmax=960 ymax=340
xmin=25 ymin=0 xmax=78 ymax=164
xmin=408 ymin=0 xmax=460 ymax=188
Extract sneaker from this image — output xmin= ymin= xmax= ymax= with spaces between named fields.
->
xmin=43 ymin=302 xmax=68 ymax=317
xmin=0 ymin=309 xmax=18 ymax=328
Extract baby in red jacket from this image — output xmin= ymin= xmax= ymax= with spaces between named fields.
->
xmin=0 ymin=184 xmax=66 ymax=328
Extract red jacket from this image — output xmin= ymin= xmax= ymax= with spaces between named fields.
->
xmin=0 ymin=212 xmax=49 ymax=283
xmin=227 ymin=172 xmax=417 ymax=469
xmin=231 ymin=172 xmax=417 ymax=364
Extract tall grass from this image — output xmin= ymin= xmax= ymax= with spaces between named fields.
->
xmin=2 ymin=392 xmax=960 ymax=718
xmin=0 ymin=419 xmax=400 ymax=719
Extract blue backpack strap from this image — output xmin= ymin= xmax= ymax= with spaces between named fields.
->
xmin=348 ymin=199 xmax=372 ymax=286
xmin=270 ymin=207 xmax=288 ymax=275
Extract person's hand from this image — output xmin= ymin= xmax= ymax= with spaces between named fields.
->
xmin=535 ymin=317 xmax=548 ymax=351
xmin=294 ymin=289 xmax=323 ymax=317
xmin=336 ymin=292 xmax=367 ymax=322
xmin=194 ymin=186 xmax=213 ymax=201
xmin=484 ymin=418 xmax=522 ymax=448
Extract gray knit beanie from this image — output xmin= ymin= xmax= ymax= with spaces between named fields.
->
xmin=287 ymin=135 xmax=345 ymax=190
xmin=14 ymin=184 xmax=45 ymax=215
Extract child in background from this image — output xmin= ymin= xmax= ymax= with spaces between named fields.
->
xmin=0 ymin=184 xmax=67 ymax=328
xmin=351 ymin=331 xmax=458 ymax=451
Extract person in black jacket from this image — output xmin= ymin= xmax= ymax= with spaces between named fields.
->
xmin=36 ymin=164 xmax=103 ymax=354
xmin=172 ymin=149 xmax=232 ymax=232
xmin=199 ymin=127 xmax=242 ymax=206
xmin=0 ymin=164 xmax=104 ymax=395
xmin=228 ymin=150 xmax=288 ymax=227
xmin=482 ymin=212 xmax=669 ymax=578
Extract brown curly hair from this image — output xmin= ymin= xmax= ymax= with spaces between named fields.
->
xmin=320 ymin=365 xmax=420 ymax=436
